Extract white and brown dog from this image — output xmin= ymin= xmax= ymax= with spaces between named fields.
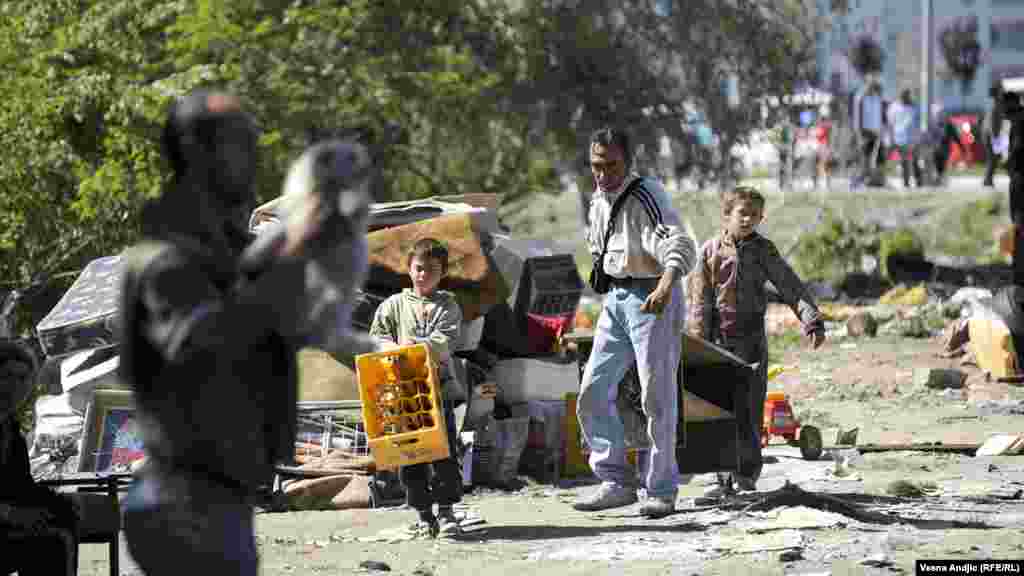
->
xmin=242 ymin=140 xmax=379 ymax=358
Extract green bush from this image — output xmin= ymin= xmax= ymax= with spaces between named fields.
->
xmin=928 ymin=193 xmax=1006 ymax=258
xmin=878 ymin=228 xmax=925 ymax=280
xmin=792 ymin=211 xmax=880 ymax=283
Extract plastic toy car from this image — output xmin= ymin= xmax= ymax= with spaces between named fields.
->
xmin=763 ymin=391 xmax=822 ymax=460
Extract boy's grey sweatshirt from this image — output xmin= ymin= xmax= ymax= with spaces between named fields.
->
xmin=369 ymin=288 xmax=462 ymax=365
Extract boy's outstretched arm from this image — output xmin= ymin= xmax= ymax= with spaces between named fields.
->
xmin=761 ymin=240 xmax=825 ymax=347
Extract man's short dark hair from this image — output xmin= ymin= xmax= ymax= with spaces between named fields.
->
xmin=407 ymin=237 xmax=449 ymax=275
xmin=590 ymin=127 xmax=633 ymax=165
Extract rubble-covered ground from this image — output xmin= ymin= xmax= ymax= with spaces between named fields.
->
xmin=78 ymin=178 xmax=1024 ymax=575
xmin=78 ymin=320 xmax=1024 ymax=576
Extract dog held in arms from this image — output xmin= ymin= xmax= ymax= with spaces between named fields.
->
xmin=241 ymin=139 xmax=380 ymax=357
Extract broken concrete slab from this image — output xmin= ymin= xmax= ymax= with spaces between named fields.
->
xmin=976 ymin=434 xmax=1024 ymax=456
xmin=745 ymin=506 xmax=848 ymax=533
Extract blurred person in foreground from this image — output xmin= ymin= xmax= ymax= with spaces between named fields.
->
xmin=119 ymin=90 xmax=373 ymax=575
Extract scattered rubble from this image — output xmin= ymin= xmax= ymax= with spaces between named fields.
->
xmin=885 ymin=479 xmax=939 ymax=498
xmin=357 ymin=560 xmax=392 ymax=572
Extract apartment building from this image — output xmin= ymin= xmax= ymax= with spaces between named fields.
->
xmin=819 ymin=0 xmax=1024 ymax=110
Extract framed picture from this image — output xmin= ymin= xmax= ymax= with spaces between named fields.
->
xmin=79 ymin=389 xmax=144 ymax=473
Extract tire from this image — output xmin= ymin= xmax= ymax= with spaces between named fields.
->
xmin=799 ymin=425 xmax=823 ymax=461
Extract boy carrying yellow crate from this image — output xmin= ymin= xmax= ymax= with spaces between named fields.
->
xmin=368 ymin=238 xmax=468 ymax=539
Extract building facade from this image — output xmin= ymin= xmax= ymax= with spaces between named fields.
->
xmin=820 ymin=0 xmax=1024 ymax=112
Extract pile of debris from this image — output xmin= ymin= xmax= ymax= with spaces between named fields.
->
xmin=247 ymin=193 xmax=587 ymax=509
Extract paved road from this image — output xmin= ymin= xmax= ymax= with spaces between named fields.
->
xmin=741 ymin=173 xmax=1009 ymax=197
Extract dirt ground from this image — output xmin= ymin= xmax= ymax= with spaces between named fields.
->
xmin=75 ymin=179 xmax=1024 ymax=574
xmin=76 ymin=327 xmax=1024 ymax=576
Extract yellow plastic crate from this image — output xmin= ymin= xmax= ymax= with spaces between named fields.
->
xmin=356 ymin=343 xmax=450 ymax=470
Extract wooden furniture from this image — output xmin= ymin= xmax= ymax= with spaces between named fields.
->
xmin=38 ymin=472 xmax=133 ymax=576
xmin=562 ymin=329 xmax=754 ymax=474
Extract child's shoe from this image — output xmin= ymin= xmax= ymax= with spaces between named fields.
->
xmin=437 ymin=506 xmax=462 ymax=538
xmin=409 ymin=508 xmax=440 ymax=539
xmin=406 ymin=519 xmax=440 ymax=539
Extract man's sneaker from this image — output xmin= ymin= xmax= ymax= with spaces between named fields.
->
xmin=572 ymin=482 xmax=638 ymax=512
xmin=437 ymin=508 xmax=463 ymax=538
xmin=639 ymin=495 xmax=675 ymax=518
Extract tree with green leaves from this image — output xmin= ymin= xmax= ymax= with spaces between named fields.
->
xmin=0 ymin=0 xmax=826 ymax=341
xmin=0 ymin=0 xmax=560 ymax=332
xmin=938 ymin=15 xmax=982 ymax=109
xmin=849 ymin=34 xmax=885 ymax=80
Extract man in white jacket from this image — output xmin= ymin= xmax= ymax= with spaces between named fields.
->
xmin=573 ymin=127 xmax=696 ymax=518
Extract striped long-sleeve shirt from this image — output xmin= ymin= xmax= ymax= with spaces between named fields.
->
xmin=586 ymin=174 xmax=696 ymax=279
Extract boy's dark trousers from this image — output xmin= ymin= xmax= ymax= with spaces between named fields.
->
xmin=715 ymin=333 xmax=768 ymax=486
xmin=399 ymin=397 xmax=463 ymax=513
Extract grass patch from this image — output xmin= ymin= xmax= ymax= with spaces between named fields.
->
xmin=508 ymin=174 xmax=1004 ymax=292
xmin=768 ymin=327 xmax=803 ymax=363
xmin=575 ymin=247 xmax=593 ymax=284
xmin=924 ymin=191 xmax=1006 ymax=259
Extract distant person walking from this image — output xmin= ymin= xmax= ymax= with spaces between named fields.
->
xmin=854 ymin=81 xmax=885 ymax=186
xmin=887 ymin=89 xmax=922 ymax=188
xmin=928 ymin=105 xmax=961 ymax=185
xmin=813 ymin=107 xmax=834 ymax=190
xmin=984 ymin=83 xmax=1008 ymax=187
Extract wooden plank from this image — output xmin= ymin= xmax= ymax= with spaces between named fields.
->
xmin=835 ymin=442 xmax=981 ymax=454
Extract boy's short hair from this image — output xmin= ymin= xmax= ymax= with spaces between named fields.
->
xmin=407 ymin=237 xmax=448 ymax=275
xmin=721 ymin=185 xmax=766 ymax=216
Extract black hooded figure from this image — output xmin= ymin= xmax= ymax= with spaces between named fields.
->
xmin=119 ymin=90 xmax=315 ymax=575
xmin=0 ymin=341 xmax=80 ymax=576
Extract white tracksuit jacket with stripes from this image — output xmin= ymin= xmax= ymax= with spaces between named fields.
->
xmin=586 ymin=174 xmax=695 ymax=280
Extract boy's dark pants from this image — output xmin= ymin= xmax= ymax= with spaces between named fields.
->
xmin=715 ymin=333 xmax=768 ymax=485
xmin=399 ymin=398 xmax=462 ymax=513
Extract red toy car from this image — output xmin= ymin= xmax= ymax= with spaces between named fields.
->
xmin=762 ymin=391 xmax=822 ymax=460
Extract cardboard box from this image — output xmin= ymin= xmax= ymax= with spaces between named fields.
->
xmin=495 ymin=357 xmax=579 ymax=404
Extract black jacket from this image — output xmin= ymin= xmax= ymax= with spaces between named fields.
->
xmin=119 ymin=233 xmax=310 ymax=497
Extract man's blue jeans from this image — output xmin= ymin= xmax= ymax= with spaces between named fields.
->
xmin=577 ymin=281 xmax=684 ymax=499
